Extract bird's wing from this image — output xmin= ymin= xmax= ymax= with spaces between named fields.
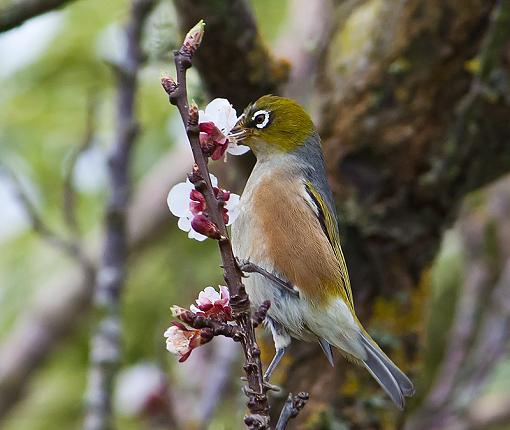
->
xmin=304 ymin=180 xmax=354 ymax=309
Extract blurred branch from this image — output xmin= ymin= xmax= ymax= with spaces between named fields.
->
xmin=83 ymin=0 xmax=156 ymax=429
xmin=274 ymin=0 xmax=337 ymax=103
xmin=172 ymin=0 xmax=288 ymax=111
xmin=0 ymin=166 xmax=94 ymax=420
xmin=0 ymin=147 xmax=191 ymax=423
xmin=0 ymin=165 xmax=91 ymax=270
xmin=406 ymin=174 xmax=510 ymax=429
xmin=280 ymin=0 xmax=510 ymax=423
xmin=62 ymin=95 xmax=97 ymax=239
xmin=0 ymin=0 xmax=75 ymax=33
xmin=275 ymin=392 xmax=309 ymax=430
xmin=196 ymin=340 xmax=238 ymax=429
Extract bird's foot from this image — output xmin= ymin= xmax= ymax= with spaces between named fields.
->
xmin=263 ymin=380 xmax=281 ymax=392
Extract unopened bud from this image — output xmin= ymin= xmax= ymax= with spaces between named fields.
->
xmin=183 ymin=20 xmax=205 ymax=55
xmin=161 ymin=76 xmax=177 ymax=95
xmin=170 ymin=305 xmax=190 ymax=320
xmin=191 ymin=214 xmax=221 ymax=240
xmin=188 ymin=101 xmax=199 ymax=127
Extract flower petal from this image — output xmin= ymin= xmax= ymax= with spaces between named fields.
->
xmin=167 ymin=181 xmax=193 ymax=217
xmin=225 ymin=193 xmax=240 ymax=225
xmin=219 ymin=285 xmax=230 ymax=300
xmin=227 ymin=142 xmax=250 ymax=156
xmin=189 ymin=304 xmax=201 ymax=314
xmin=209 ymin=173 xmax=218 ymax=188
xmin=199 ymin=286 xmax=221 ymax=304
xmin=177 ymin=216 xmax=192 ymax=233
xmin=203 ymin=98 xmax=238 ymax=134
xmin=188 ymin=229 xmax=208 ymax=241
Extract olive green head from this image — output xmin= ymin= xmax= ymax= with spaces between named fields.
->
xmin=230 ymin=95 xmax=315 ymax=155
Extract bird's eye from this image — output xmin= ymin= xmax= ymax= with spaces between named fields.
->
xmin=251 ymin=110 xmax=270 ymax=129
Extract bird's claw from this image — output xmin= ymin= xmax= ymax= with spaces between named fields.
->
xmin=263 ymin=380 xmax=281 ymax=392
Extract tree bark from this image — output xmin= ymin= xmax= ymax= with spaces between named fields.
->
xmin=275 ymin=0 xmax=510 ymax=427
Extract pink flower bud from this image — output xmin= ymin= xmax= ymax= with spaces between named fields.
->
xmin=160 ymin=76 xmax=177 ymax=95
xmin=191 ymin=214 xmax=221 ymax=240
xmin=170 ymin=305 xmax=190 ymax=319
xmin=183 ymin=20 xmax=205 ymax=55
xmin=189 ymin=189 xmax=206 ymax=215
xmin=190 ymin=286 xmax=232 ymax=322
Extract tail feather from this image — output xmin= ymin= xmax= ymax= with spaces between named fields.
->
xmin=318 ymin=337 xmax=335 ymax=367
xmin=360 ymin=333 xmax=415 ymax=409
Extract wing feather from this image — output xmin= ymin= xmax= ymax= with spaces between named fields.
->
xmin=304 ymin=181 xmax=354 ymax=309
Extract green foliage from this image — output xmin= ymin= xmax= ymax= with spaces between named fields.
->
xmin=0 ymin=0 xmax=290 ymax=428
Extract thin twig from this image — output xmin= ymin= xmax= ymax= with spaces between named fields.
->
xmin=0 ymin=165 xmax=84 ymax=262
xmin=83 ymin=1 xmax=155 ymax=429
xmin=162 ymin=22 xmax=271 ymax=429
xmin=0 ymin=0 xmax=75 ymax=33
xmin=275 ymin=392 xmax=309 ymax=430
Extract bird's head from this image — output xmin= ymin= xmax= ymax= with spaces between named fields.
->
xmin=230 ymin=95 xmax=315 ymax=156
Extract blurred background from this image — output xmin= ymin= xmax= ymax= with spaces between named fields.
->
xmin=1 ymin=0 xmax=510 ymax=429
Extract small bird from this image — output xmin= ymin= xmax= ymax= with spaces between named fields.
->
xmin=230 ymin=95 xmax=414 ymax=408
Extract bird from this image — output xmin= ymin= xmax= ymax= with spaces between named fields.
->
xmin=229 ymin=95 xmax=415 ymax=409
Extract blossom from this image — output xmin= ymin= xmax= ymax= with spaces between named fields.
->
xmin=199 ymin=98 xmax=250 ymax=159
xmin=114 ymin=363 xmax=167 ymax=417
xmin=167 ymin=174 xmax=240 ymax=241
xmin=164 ymin=323 xmax=207 ymax=362
xmin=190 ymin=285 xmax=232 ymax=322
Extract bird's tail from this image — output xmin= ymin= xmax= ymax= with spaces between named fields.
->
xmin=360 ymin=332 xmax=415 ymax=409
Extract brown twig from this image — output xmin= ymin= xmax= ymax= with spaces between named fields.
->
xmin=83 ymin=1 xmax=156 ymax=429
xmin=0 ymin=0 xmax=76 ymax=33
xmin=162 ymin=21 xmax=271 ymax=429
xmin=275 ymin=392 xmax=309 ymax=430
xmin=0 ymin=164 xmax=89 ymax=267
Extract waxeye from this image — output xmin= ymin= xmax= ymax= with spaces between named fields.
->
xmin=252 ymin=110 xmax=270 ymax=129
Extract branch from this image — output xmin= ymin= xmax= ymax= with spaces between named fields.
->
xmin=83 ymin=1 xmax=156 ymax=429
xmin=0 ymin=165 xmax=91 ymax=270
xmin=275 ymin=392 xmax=309 ymax=430
xmin=162 ymin=22 xmax=271 ymax=429
xmin=0 ymin=147 xmax=192 ymax=422
xmin=0 ymin=0 xmax=75 ymax=33
xmin=405 ymin=174 xmax=510 ymax=430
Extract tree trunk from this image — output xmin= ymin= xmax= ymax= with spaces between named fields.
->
xmin=273 ymin=0 xmax=510 ymax=427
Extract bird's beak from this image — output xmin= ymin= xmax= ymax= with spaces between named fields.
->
xmin=228 ymin=115 xmax=251 ymax=142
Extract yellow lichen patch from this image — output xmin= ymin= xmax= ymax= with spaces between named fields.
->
xmin=465 ymin=56 xmax=481 ymax=74
xmin=369 ymin=267 xmax=430 ymax=368
xmin=326 ymin=0 xmax=383 ymax=79
xmin=340 ymin=368 xmax=360 ymax=396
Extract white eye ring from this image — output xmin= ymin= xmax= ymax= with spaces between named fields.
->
xmin=252 ymin=110 xmax=270 ymax=129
